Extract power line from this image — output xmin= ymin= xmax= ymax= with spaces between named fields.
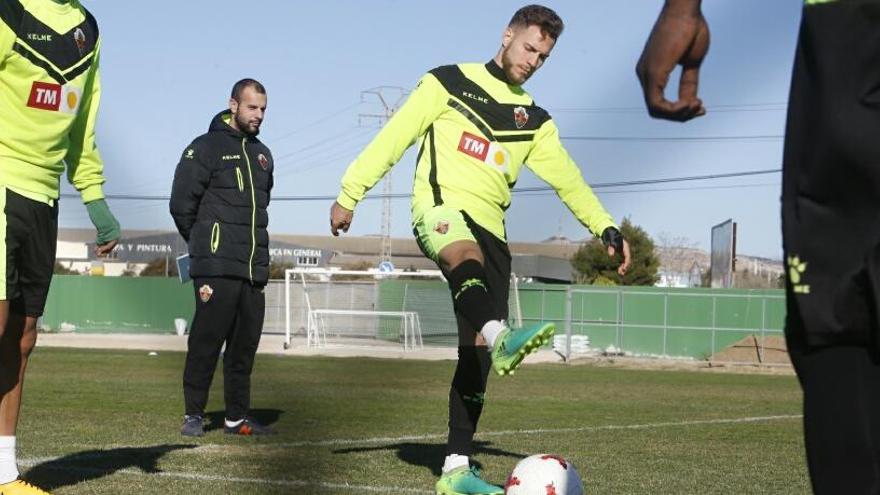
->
xmin=514 ymin=182 xmax=780 ymax=197
xmin=513 ymin=169 xmax=780 ymax=193
xmin=263 ymin=102 xmax=360 ymax=144
xmin=271 ymin=126 xmax=364 ymax=162
xmin=560 ymin=134 xmax=783 ymax=142
xmin=549 ymin=102 xmax=787 ymax=114
xmin=273 ymin=127 xmax=375 ymax=167
xmin=65 ymin=168 xmax=781 ymax=202
xmin=273 ymin=140 xmax=369 ymax=177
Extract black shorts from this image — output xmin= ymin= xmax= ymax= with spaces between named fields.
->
xmin=782 ymin=1 xmax=880 ymax=347
xmin=416 ymin=210 xmax=512 ymax=334
xmin=462 ymin=213 xmax=511 ymax=323
xmin=1 ymin=187 xmax=58 ymax=317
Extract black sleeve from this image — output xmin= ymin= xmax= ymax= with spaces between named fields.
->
xmin=169 ymin=140 xmax=212 ymax=242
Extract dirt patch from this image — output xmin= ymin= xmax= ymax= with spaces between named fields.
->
xmin=709 ymin=335 xmax=791 ymax=366
xmin=567 ymin=354 xmax=794 ymax=376
xmin=564 ymin=335 xmax=795 ymax=376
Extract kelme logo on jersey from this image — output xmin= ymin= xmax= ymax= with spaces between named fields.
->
xmin=457 ymin=132 xmax=511 ymax=173
xmin=513 ymin=106 xmax=529 ymax=129
xmin=27 ymin=33 xmax=52 ymax=42
xmin=26 ymin=81 xmax=82 ymax=114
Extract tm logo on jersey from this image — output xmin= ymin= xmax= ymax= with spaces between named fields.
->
xmin=27 ymin=81 xmax=81 ymax=114
xmin=457 ymin=131 xmax=511 ymax=173
xmin=458 ymin=132 xmax=490 ymax=161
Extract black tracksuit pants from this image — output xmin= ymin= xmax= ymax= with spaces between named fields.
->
xmin=183 ymin=277 xmax=265 ymax=421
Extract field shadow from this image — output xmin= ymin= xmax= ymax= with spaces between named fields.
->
xmin=203 ymin=408 xmax=284 ymax=432
xmin=24 ymin=443 xmax=197 ymax=490
xmin=334 ymin=440 xmax=523 ymax=476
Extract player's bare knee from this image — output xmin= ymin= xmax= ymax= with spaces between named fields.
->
xmin=0 ymin=301 xmax=10 ymax=341
xmin=20 ymin=320 xmax=38 ymax=358
xmin=439 ymin=242 xmax=483 ymax=272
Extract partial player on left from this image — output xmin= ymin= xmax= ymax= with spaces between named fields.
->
xmin=0 ymin=1 xmax=120 ymax=493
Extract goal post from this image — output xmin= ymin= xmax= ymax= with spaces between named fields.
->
xmin=309 ymin=309 xmax=422 ymax=350
xmin=284 ymin=268 xmax=443 ymax=350
xmin=284 ymin=267 xmax=524 ymax=350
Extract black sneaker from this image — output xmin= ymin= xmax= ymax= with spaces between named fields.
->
xmin=224 ymin=417 xmax=275 ymax=436
xmin=181 ymin=415 xmax=204 ymax=437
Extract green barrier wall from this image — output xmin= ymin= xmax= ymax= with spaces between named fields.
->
xmin=520 ymin=285 xmax=785 ymax=359
xmin=41 ymin=276 xmax=195 ymax=334
xmin=379 ymin=280 xmax=785 ymax=358
xmin=40 ymin=276 xmax=785 ymax=357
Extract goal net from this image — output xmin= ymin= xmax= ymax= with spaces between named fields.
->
xmin=284 ymin=268 xmax=523 ymax=350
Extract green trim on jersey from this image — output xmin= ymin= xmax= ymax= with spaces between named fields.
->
xmin=0 ymin=0 xmax=106 ymax=203
xmin=337 ymin=62 xmax=617 ymax=242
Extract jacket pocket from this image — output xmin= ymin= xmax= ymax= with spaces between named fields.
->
xmin=210 ymin=222 xmax=221 ymax=254
xmin=235 ymin=168 xmax=244 ymax=192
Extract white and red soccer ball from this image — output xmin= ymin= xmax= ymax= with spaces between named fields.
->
xmin=504 ymin=454 xmax=584 ymax=495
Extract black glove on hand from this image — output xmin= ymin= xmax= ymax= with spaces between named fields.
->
xmin=602 ymin=227 xmax=624 ymax=254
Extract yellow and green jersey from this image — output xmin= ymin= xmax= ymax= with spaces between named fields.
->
xmin=0 ymin=0 xmax=105 ymax=204
xmin=337 ymin=61 xmax=617 ymax=242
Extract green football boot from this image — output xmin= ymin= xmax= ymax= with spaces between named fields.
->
xmin=491 ymin=322 xmax=555 ymax=376
xmin=435 ymin=466 xmax=504 ymax=495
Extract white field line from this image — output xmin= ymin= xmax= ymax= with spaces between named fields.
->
xmin=53 ymin=414 xmax=803 ymax=453
xmin=16 ymin=415 xmax=800 ymax=492
xmin=17 ymin=458 xmax=434 ymax=494
xmin=258 ymin=414 xmax=804 ymax=449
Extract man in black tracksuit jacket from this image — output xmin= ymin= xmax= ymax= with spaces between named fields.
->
xmin=169 ymin=79 xmax=274 ymax=436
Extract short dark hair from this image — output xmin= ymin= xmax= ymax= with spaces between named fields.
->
xmin=509 ymin=4 xmax=564 ymax=40
xmin=230 ymin=78 xmax=266 ymax=101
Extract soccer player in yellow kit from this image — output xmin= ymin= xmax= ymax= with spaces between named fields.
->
xmin=331 ymin=5 xmax=630 ymax=493
xmin=0 ymin=1 xmax=119 ymax=493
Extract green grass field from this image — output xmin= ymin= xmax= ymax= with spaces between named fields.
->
xmin=14 ymin=347 xmax=808 ymax=494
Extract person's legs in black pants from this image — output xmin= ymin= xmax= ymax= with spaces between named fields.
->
xmin=183 ymin=277 xmax=240 ymax=417
xmin=787 ymin=303 xmax=880 ymax=495
xmin=788 ymin=342 xmax=880 ymax=495
xmin=223 ymin=283 xmax=265 ymax=422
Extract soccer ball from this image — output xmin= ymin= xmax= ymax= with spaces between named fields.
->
xmin=504 ymin=454 xmax=584 ymax=495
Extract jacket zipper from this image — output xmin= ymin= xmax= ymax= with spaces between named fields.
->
xmin=242 ymin=138 xmax=257 ymax=283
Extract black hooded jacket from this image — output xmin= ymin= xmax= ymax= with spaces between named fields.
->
xmin=170 ymin=111 xmax=273 ymax=285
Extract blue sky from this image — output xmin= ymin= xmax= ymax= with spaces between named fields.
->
xmin=61 ymin=1 xmax=802 ymax=259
